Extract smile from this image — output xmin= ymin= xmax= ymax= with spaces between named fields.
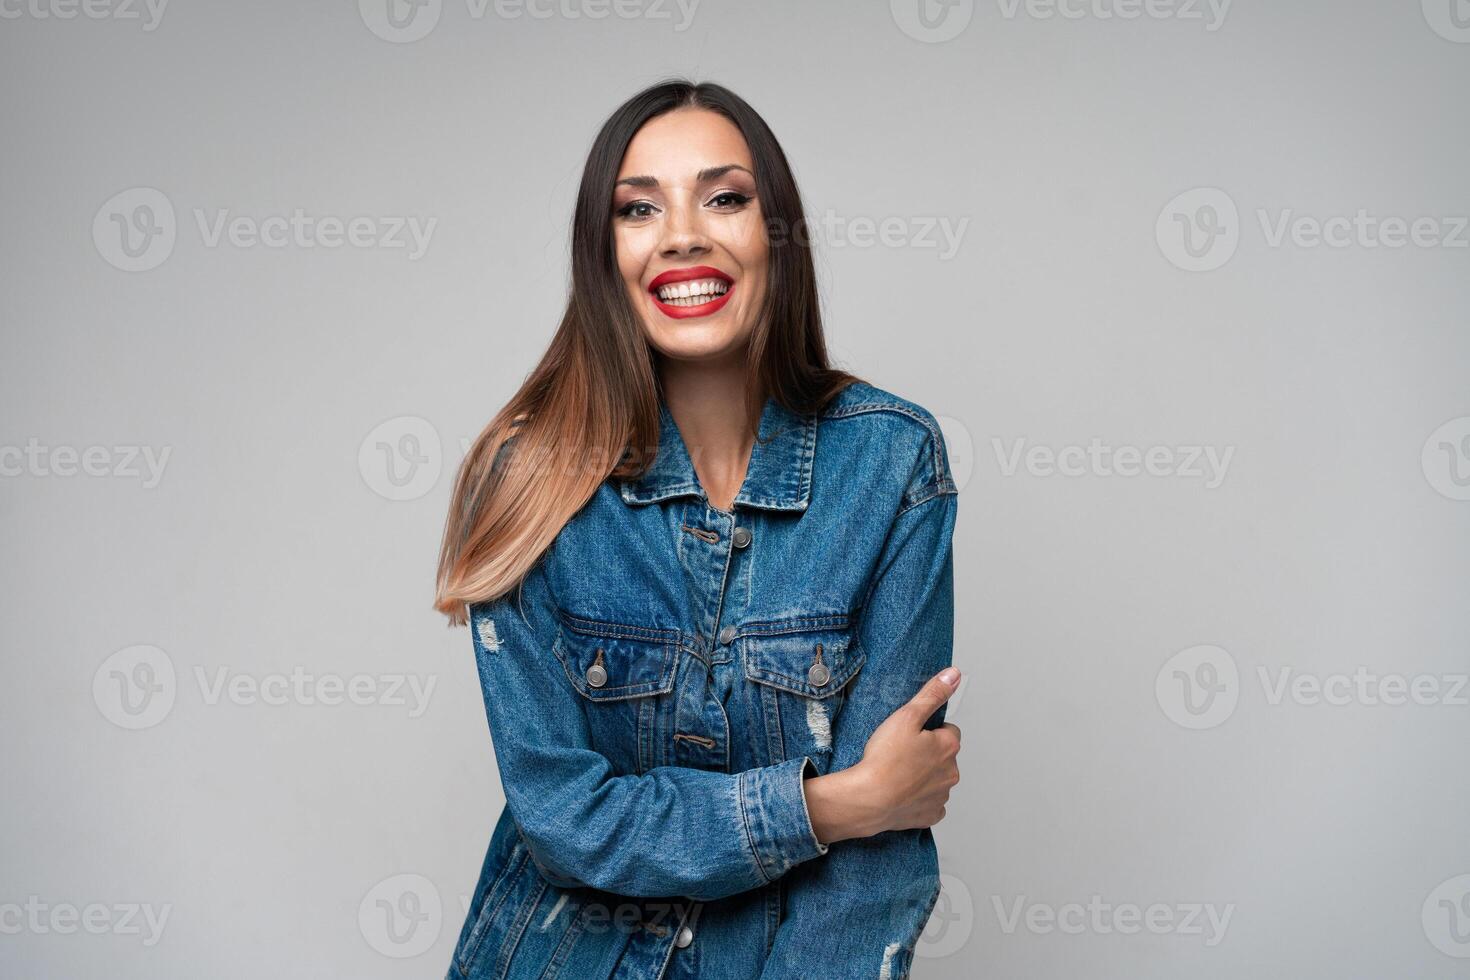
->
xmin=647 ymin=265 xmax=735 ymax=319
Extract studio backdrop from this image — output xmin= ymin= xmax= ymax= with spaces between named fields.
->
xmin=2 ymin=1 xmax=1468 ymax=977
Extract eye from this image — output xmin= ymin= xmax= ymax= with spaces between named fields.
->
xmin=708 ymin=191 xmax=752 ymax=210
xmin=616 ymin=200 xmax=659 ymax=220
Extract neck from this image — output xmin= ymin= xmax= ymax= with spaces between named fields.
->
xmin=658 ymin=353 xmax=760 ymax=510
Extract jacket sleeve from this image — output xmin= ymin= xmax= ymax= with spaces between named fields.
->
xmin=757 ymin=436 xmax=960 ymax=979
xmin=467 ymin=555 xmax=829 ymax=902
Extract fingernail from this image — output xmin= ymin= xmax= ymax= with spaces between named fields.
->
xmin=939 ymin=667 xmax=959 ymax=686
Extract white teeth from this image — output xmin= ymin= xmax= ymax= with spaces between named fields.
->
xmin=655 ymin=278 xmax=730 ymax=302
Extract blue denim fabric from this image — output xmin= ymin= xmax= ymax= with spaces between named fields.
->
xmin=448 ymin=381 xmax=959 ymax=980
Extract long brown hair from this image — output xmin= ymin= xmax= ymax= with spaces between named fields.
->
xmin=434 ymin=79 xmax=861 ymax=625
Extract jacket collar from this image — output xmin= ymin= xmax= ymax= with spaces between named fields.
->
xmin=617 ymin=395 xmax=816 ymax=512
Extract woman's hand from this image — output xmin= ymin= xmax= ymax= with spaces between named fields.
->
xmin=802 ymin=667 xmax=963 ymax=845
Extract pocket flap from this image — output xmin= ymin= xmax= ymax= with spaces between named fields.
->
xmin=738 ymin=616 xmax=864 ymax=699
xmin=553 ymin=612 xmax=678 ymax=701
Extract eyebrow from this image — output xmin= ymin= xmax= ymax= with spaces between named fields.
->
xmin=614 ymin=164 xmax=754 ymax=189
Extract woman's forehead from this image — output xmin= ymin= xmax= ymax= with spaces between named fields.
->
xmin=617 ymin=109 xmax=754 ymax=182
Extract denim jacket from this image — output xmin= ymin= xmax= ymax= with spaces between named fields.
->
xmin=448 ymin=380 xmax=959 ymax=980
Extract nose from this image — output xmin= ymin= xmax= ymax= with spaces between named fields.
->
xmin=658 ymin=199 xmax=711 ymax=260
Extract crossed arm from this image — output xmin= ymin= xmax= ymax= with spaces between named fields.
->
xmin=469 ymin=559 xmax=829 ymax=902
xmin=757 ymin=486 xmax=958 ymax=979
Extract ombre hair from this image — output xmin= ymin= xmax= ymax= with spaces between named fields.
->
xmin=434 ymin=78 xmax=861 ymax=625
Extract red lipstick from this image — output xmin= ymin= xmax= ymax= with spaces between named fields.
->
xmin=647 ymin=265 xmax=735 ymax=319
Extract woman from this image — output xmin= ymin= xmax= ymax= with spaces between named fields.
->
xmin=436 ymin=79 xmax=962 ymax=980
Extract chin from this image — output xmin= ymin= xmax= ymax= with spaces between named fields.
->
xmin=645 ymin=323 xmax=751 ymax=362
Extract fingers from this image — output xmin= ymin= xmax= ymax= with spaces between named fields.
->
xmin=900 ymin=667 xmax=961 ymax=728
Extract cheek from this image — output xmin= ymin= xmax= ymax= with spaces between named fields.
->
xmin=733 ymin=220 xmax=768 ymax=293
xmin=614 ymin=229 xmax=652 ymax=288
xmin=728 ymin=210 xmax=768 ymax=266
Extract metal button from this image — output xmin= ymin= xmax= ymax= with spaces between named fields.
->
xmin=731 ymin=526 xmax=752 ymax=549
xmin=674 ymin=925 xmax=694 ymax=948
xmin=718 ymin=626 xmax=736 ymax=645
xmin=808 ymin=642 xmax=830 ymax=687
xmin=586 ymin=648 xmax=607 ymax=688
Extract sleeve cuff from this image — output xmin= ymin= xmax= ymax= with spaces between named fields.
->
xmin=737 ymin=755 xmax=831 ymax=883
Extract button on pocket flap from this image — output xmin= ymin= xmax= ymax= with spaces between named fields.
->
xmin=739 ymin=616 xmax=864 ymax=698
xmin=553 ymin=612 xmax=678 ymax=701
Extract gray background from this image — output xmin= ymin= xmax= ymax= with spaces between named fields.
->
xmin=3 ymin=0 xmax=1468 ymax=977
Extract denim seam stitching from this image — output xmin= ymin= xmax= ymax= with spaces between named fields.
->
xmin=557 ymin=610 xmax=681 ymax=643
xmin=457 ymin=843 xmax=530 ymax=975
xmin=898 ymin=480 xmax=958 ymax=518
xmin=736 ymin=770 xmax=776 ymax=886
xmin=745 ymin=655 xmax=862 ymax=698
xmin=797 ymin=757 xmax=830 ymax=857
xmin=821 ymin=401 xmax=955 ymax=494
xmin=736 ymin=614 xmax=850 ymax=636
xmin=555 ymin=657 xmax=673 ymax=702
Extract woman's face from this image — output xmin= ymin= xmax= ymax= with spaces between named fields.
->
xmin=613 ymin=108 xmax=768 ymax=364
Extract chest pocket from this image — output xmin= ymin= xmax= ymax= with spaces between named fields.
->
xmin=737 ymin=615 xmax=865 ymax=767
xmin=552 ymin=611 xmax=679 ymax=774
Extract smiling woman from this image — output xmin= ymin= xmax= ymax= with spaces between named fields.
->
xmin=436 ymin=79 xmax=962 ymax=980
xmin=612 ymin=112 xmax=766 ymax=348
